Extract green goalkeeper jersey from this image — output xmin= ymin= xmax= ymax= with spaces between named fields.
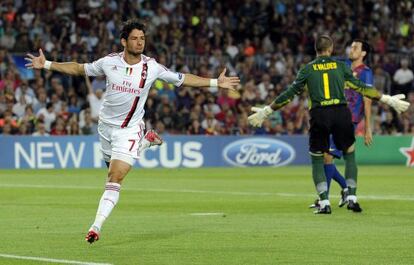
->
xmin=272 ymin=56 xmax=380 ymax=109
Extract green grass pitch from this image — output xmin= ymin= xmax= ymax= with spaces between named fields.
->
xmin=0 ymin=166 xmax=413 ymax=265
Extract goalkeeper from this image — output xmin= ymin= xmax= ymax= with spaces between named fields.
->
xmin=248 ymin=35 xmax=410 ymax=214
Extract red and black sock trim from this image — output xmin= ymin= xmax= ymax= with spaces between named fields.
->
xmin=105 ymin=183 xmax=121 ymax=192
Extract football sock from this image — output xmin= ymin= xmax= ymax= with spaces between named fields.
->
xmin=319 ymin=199 xmax=330 ymax=208
xmin=324 ymin=164 xmax=347 ymax=190
xmin=324 ymin=164 xmax=333 ymax=191
xmin=311 ymin=155 xmax=328 ymax=199
xmin=347 ymin=195 xmax=357 ymax=203
xmin=343 ymin=151 xmax=357 ymax=196
xmin=91 ymin=182 xmax=121 ymax=232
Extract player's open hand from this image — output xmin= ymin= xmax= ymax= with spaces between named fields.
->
xmin=248 ymin=106 xmax=274 ymax=127
xmin=218 ymin=68 xmax=240 ymax=91
xmin=25 ymin=49 xmax=46 ymax=69
xmin=380 ymin=94 xmax=410 ymax=114
xmin=364 ymin=127 xmax=373 ymax=146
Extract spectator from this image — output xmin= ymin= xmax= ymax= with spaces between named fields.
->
xmin=32 ymin=122 xmax=49 ymax=136
xmin=50 ymin=117 xmax=67 ymax=135
xmin=15 ymin=79 xmax=35 ymax=102
xmin=12 ymin=94 xmax=30 ymax=118
xmin=13 ymin=33 xmax=33 ymax=53
xmin=201 ymin=112 xmax=219 ymax=135
xmin=85 ymin=75 xmax=103 ymax=123
xmin=32 ymin=89 xmax=48 ymax=114
xmin=36 ymin=102 xmax=56 ymax=132
xmin=1 ymin=122 xmax=13 ymax=135
xmin=393 ymin=58 xmax=414 ymax=97
xmin=373 ymin=65 xmax=392 ymax=94
xmin=91 ymin=76 xmax=106 ymax=92
xmin=187 ymin=119 xmax=205 ymax=135
xmin=0 ymin=0 xmax=413 ymax=135
xmin=0 ymin=25 xmax=16 ymax=50
xmin=17 ymin=121 xmax=30 ymax=135
xmin=68 ymin=117 xmax=80 ymax=135
xmin=80 ymin=111 xmax=97 ymax=135
xmin=257 ymin=73 xmax=274 ymax=101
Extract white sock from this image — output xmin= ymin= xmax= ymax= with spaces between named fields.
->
xmin=319 ymin=199 xmax=330 ymax=208
xmin=91 ymin=182 xmax=121 ymax=232
xmin=347 ymin=195 xmax=357 ymax=203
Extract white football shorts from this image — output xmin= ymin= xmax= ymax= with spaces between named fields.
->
xmin=98 ymin=120 xmax=145 ymax=166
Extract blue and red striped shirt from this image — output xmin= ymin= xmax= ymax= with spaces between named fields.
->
xmin=344 ymin=60 xmax=373 ymax=124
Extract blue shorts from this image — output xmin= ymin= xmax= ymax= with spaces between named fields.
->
xmin=328 ymin=123 xmax=357 ymax=159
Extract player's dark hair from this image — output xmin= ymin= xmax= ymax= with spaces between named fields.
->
xmin=315 ymin=35 xmax=333 ymax=53
xmin=120 ymin=19 xmax=146 ymax=40
xmin=352 ymin=39 xmax=371 ymax=60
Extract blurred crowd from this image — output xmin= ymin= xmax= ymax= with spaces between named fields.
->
xmin=0 ymin=0 xmax=413 ymax=136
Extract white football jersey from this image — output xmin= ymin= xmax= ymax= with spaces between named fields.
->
xmin=84 ymin=52 xmax=185 ymax=128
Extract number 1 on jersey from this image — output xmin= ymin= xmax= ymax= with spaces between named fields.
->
xmin=322 ymin=72 xmax=330 ymax=99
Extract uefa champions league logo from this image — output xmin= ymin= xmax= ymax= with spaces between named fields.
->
xmin=223 ymin=138 xmax=296 ymax=167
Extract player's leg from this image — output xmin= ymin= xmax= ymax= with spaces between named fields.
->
xmin=309 ymin=151 xmax=348 ymax=209
xmin=324 ymin=150 xmax=348 ymax=207
xmin=309 ymin=153 xmax=334 ymax=209
xmin=86 ymin=124 xmax=142 ymax=243
xmin=102 ymin=146 xmax=112 ymax=170
xmin=323 ymin=153 xmax=334 ymax=191
xmin=86 ymin=124 xmax=113 ymax=243
xmin=331 ymin=106 xmax=362 ymax=212
xmin=343 ymin=145 xmax=362 ymax=212
xmin=325 ymin=137 xmax=347 ymax=191
xmin=86 ymin=158 xmax=131 ymax=243
xmin=309 ymin=108 xmax=331 ymax=214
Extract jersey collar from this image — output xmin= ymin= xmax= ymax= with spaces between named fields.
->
xmin=120 ymin=52 xmax=143 ymax=66
xmin=352 ymin=63 xmax=366 ymax=72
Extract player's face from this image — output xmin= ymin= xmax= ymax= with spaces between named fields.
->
xmin=349 ymin=42 xmax=363 ymax=61
xmin=124 ymin=29 xmax=145 ymax=56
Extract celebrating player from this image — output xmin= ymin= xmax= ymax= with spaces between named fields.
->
xmin=25 ymin=19 xmax=240 ymax=243
xmin=310 ymin=39 xmax=375 ymax=210
xmin=248 ymin=35 xmax=410 ymax=214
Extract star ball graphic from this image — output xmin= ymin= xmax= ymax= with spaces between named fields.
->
xmin=399 ymin=138 xmax=414 ymax=167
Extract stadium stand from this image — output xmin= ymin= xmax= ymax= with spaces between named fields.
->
xmin=0 ymin=0 xmax=413 ymax=136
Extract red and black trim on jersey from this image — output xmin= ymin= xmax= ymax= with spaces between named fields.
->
xmin=107 ymin=52 xmax=121 ymax=57
xmin=121 ymin=62 xmax=148 ymax=128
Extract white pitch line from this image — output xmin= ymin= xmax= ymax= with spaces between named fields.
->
xmin=1 ymin=183 xmax=414 ymax=201
xmin=190 ymin=212 xmax=225 ymax=216
xmin=0 ymin=253 xmax=113 ymax=265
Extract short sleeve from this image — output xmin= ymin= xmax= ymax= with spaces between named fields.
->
xmin=360 ymin=69 xmax=373 ymax=87
xmin=84 ymin=57 xmax=106 ymax=77
xmin=155 ymin=62 xmax=185 ymax=87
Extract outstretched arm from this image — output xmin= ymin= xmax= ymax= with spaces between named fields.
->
xmin=343 ymin=64 xmax=410 ymax=114
xmin=343 ymin=64 xmax=381 ymax=100
xmin=183 ymin=68 xmax=240 ymax=90
xmin=248 ymin=66 xmax=308 ymax=127
xmin=25 ymin=49 xmax=85 ymax=76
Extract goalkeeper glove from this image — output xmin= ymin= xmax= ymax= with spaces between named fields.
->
xmin=248 ymin=106 xmax=273 ymax=127
xmin=379 ymin=94 xmax=410 ymax=114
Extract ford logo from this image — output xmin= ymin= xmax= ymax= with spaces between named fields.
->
xmin=223 ymin=138 xmax=296 ymax=167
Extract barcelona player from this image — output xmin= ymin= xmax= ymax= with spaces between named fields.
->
xmin=248 ymin=35 xmax=410 ymax=214
xmin=315 ymin=39 xmax=374 ymax=209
